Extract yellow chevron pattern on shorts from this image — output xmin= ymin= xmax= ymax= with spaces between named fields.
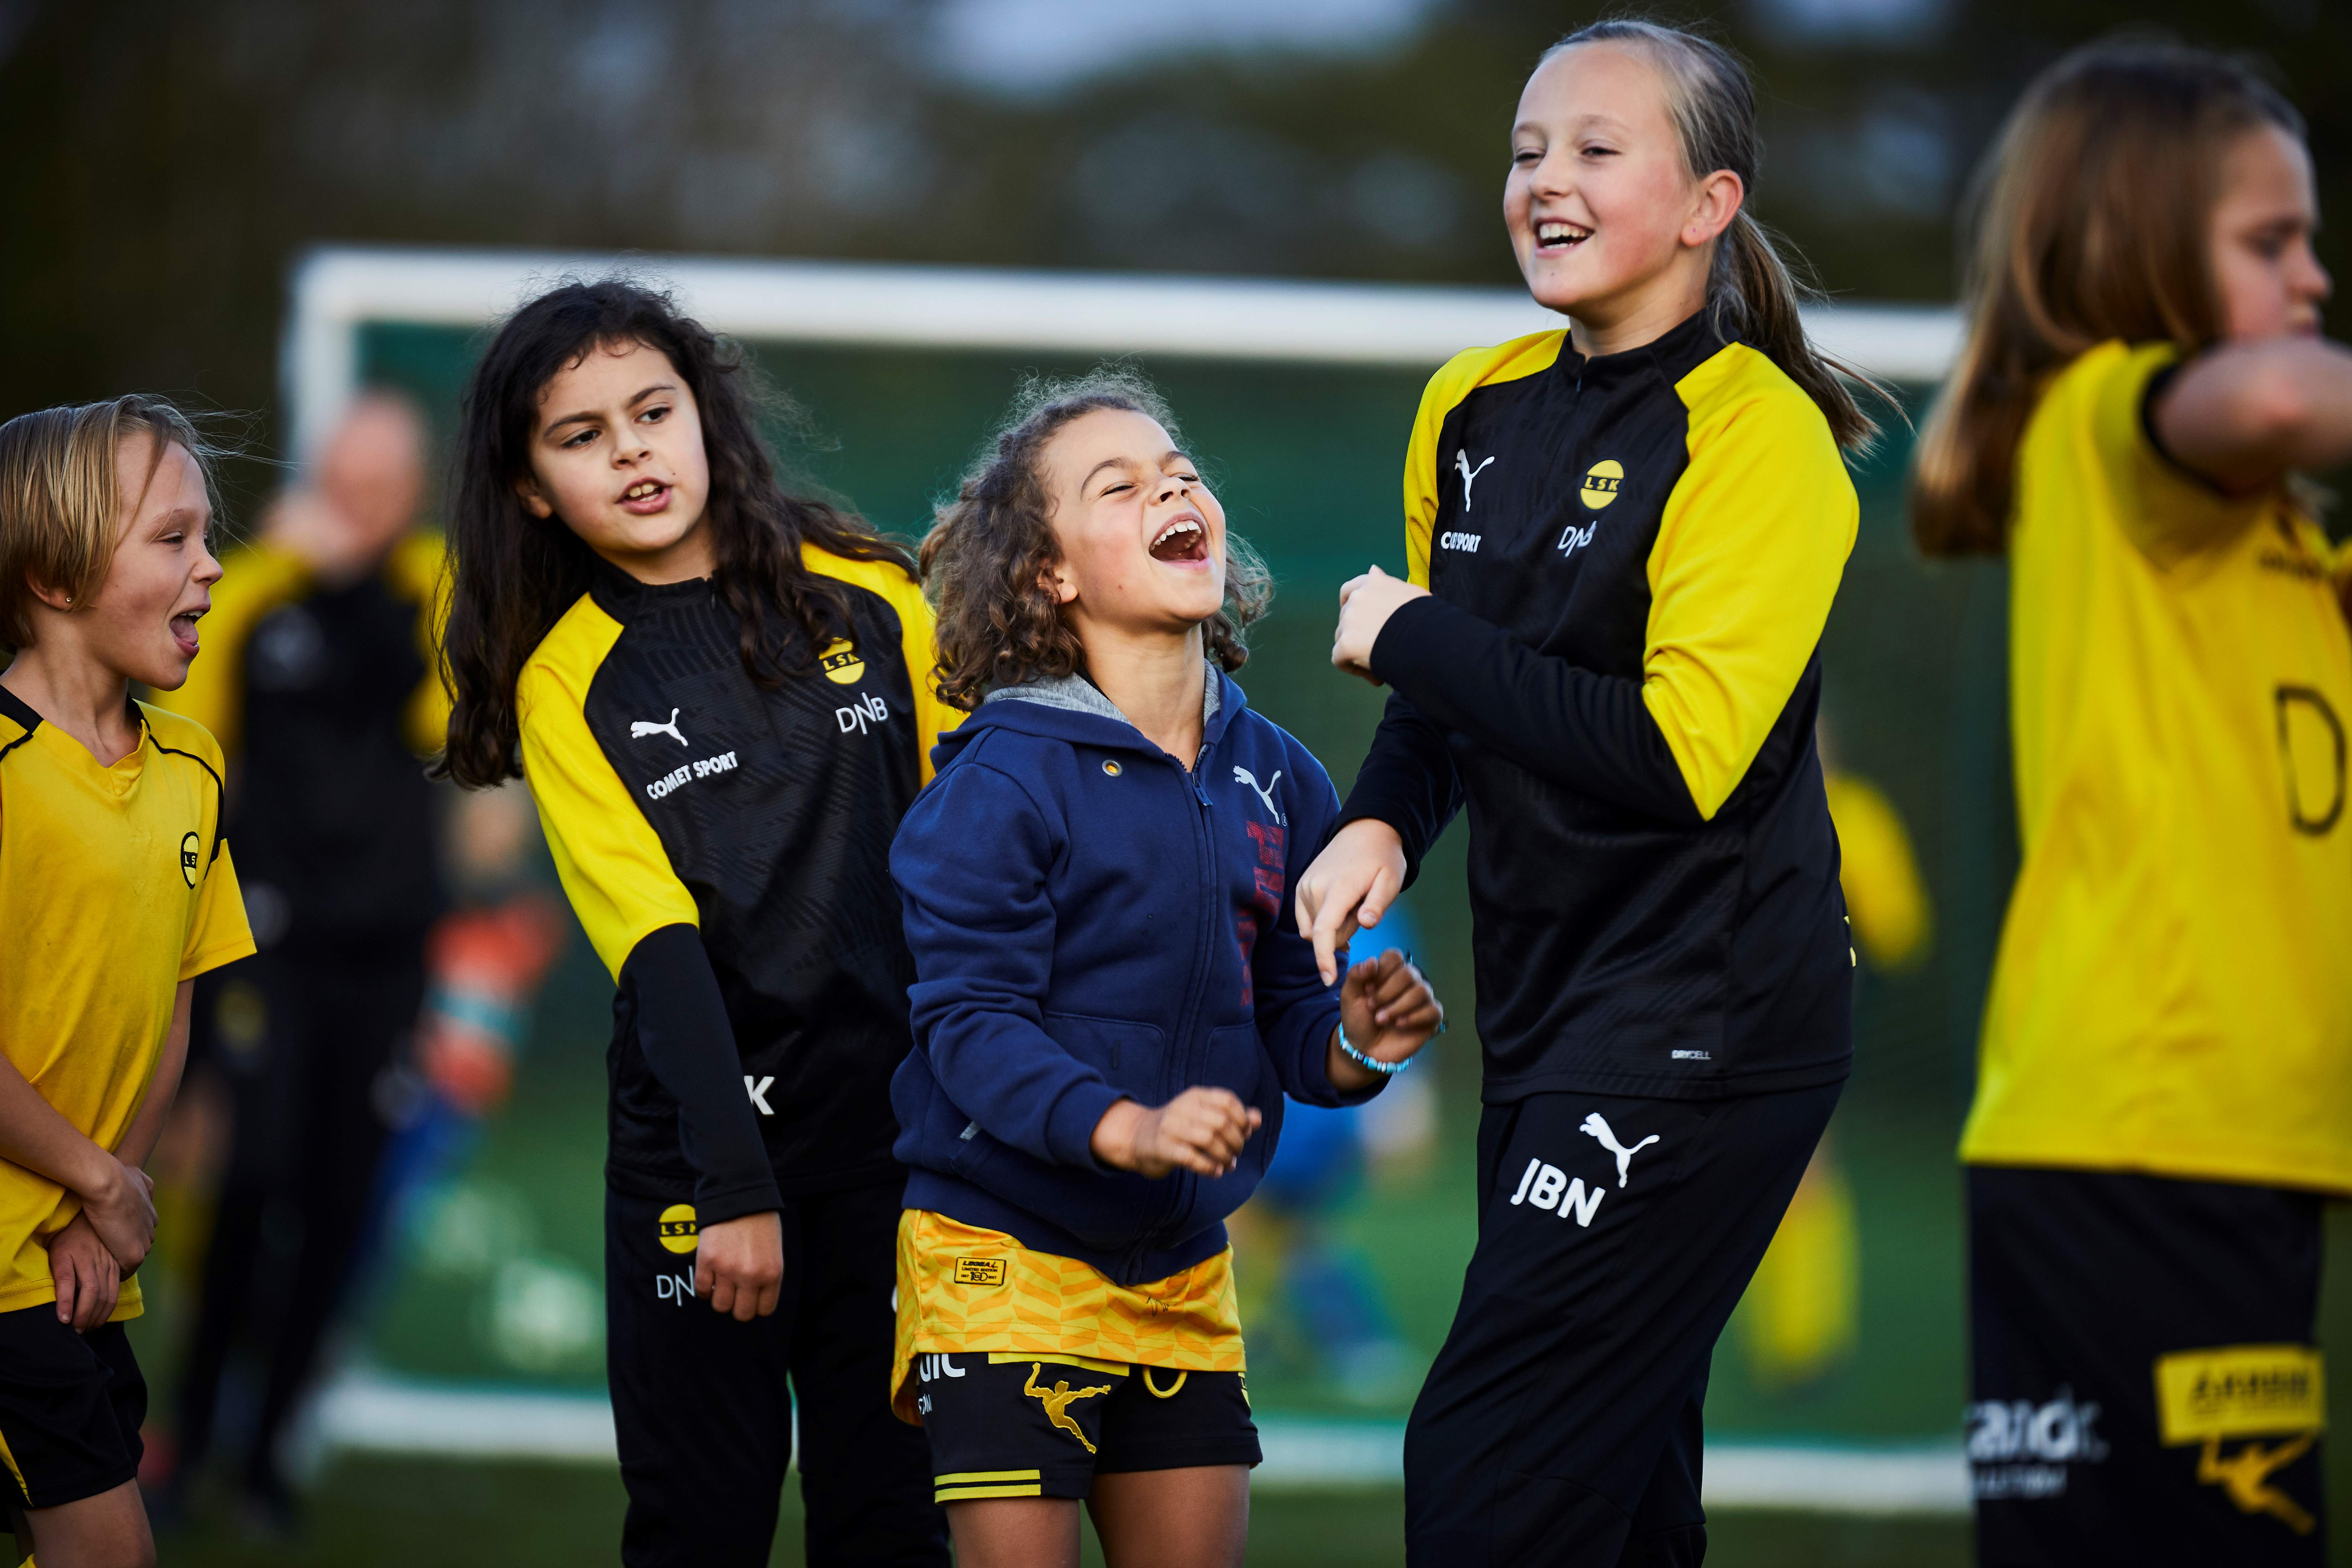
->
xmin=891 ymin=1209 xmax=1244 ymax=1424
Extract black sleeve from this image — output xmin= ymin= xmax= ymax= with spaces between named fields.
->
xmin=1335 ymin=690 xmax=1464 ymax=888
xmin=1368 ymin=595 xmax=1702 ymax=826
xmin=620 ymin=923 xmax=782 ymax=1224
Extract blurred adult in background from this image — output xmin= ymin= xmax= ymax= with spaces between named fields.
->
xmin=1912 ymin=44 xmax=2352 ymax=1567
xmin=152 ymin=390 xmax=448 ymax=1527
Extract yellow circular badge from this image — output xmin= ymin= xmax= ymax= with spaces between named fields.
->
xmin=820 ymin=639 xmax=865 ymax=685
xmin=1580 ymin=459 xmax=1624 ymax=510
xmin=657 ymin=1203 xmax=699 ymax=1254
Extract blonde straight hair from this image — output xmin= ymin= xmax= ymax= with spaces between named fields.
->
xmin=0 ymin=395 xmax=219 ymax=653
xmin=1910 ymin=41 xmax=2302 ymax=556
xmin=1545 ymin=19 xmax=1883 ymax=452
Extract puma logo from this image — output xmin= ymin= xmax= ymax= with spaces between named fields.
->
xmin=2199 ymin=1434 xmax=2317 ymax=1535
xmin=631 ymin=708 xmax=687 ymax=746
xmin=1455 ymin=451 xmax=1496 ymax=509
xmin=1579 ymin=1113 xmax=1659 ymax=1188
xmin=1232 ymin=766 xmax=1285 ymax=826
xmin=1023 ymin=1363 xmax=1115 ymax=1453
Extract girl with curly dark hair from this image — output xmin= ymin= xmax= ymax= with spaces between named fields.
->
xmin=887 ymin=370 xmax=1443 ymax=1568
xmin=437 ymin=279 xmax=953 ymax=1568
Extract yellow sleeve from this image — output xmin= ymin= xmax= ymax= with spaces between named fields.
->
xmin=1822 ymin=772 xmax=1931 ymax=970
xmin=1402 ymin=332 xmax=1567 ymax=588
xmin=1644 ymin=347 xmax=1858 ymax=820
xmin=180 ymin=840 xmax=257 ymax=980
xmin=803 ymin=546 xmax=963 ymax=786
xmin=2077 ymin=340 xmax=2271 ymax=561
xmin=894 ymin=580 xmax=962 ymax=787
xmin=150 ymin=543 xmax=310 ymax=758
xmin=517 ymin=601 xmax=700 ymax=981
xmin=384 ymin=530 xmax=453 ymax=757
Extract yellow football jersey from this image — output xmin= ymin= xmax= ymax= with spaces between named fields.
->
xmin=1961 ymin=340 xmax=2352 ymax=1191
xmin=0 ymin=690 xmax=255 ymax=1317
xmin=891 ymin=1210 xmax=1244 ymax=1424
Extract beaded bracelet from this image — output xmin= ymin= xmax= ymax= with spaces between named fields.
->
xmin=1336 ymin=1024 xmax=1412 ymax=1076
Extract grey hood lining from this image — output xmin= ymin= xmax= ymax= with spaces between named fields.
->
xmin=984 ymin=661 xmax=1222 ymax=734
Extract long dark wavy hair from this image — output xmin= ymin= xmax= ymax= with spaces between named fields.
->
xmin=921 ymin=368 xmax=1271 ymax=712
xmin=435 ymin=279 xmax=913 ymax=786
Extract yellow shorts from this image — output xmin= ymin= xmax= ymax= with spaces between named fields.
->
xmin=890 ymin=1209 xmax=1245 ymax=1424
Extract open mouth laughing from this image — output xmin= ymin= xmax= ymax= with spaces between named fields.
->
xmin=1148 ymin=514 xmax=1210 ymax=564
xmin=1534 ymin=219 xmax=1593 ymax=254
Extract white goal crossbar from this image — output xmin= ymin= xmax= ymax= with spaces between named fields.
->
xmin=283 ymin=245 xmax=1960 ymax=463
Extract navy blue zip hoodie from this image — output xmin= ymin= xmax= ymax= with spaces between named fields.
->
xmin=889 ymin=665 xmax=1377 ymax=1287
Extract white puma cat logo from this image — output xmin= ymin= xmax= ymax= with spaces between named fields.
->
xmin=631 ymin=708 xmax=688 ymax=746
xmin=1455 ymin=451 xmax=1496 ymax=509
xmin=1232 ymin=766 xmax=1285 ymax=826
xmin=1579 ymin=1113 xmax=1659 ymax=1188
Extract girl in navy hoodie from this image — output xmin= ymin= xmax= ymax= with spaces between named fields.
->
xmin=889 ymin=371 xmax=1444 ymax=1568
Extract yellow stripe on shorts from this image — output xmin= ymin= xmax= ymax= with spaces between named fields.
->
xmin=0 ymin=1423 xmax=27 ymax=1503
xmin=936 ymin=1483 xmax=1045 ymax=1502
xmin=987 ymin=1351 xmax=1129 ymax=1378
xmin=935 ymin=1469 xmax=1043 ymax=1486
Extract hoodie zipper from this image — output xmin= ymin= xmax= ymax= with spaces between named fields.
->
xmin=1121 ymin=732 xmax=1222 ymax=1282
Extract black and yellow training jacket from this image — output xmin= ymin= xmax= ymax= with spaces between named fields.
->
xmin=1340 ymin=309 xmax=1857 ymax=1100
xmin=518 ymin=547 xmax=957 ymax=1224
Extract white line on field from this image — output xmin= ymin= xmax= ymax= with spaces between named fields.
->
xmin=311 ymin=1371 xmax=1969 ymax=1514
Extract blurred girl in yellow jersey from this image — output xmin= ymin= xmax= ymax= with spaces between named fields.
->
xmin=1913 ymin=41 xmax=2352 ymax=1567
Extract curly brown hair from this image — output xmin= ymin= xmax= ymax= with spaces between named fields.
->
xmin=921 ymin=369 xmax=1272 ymax=712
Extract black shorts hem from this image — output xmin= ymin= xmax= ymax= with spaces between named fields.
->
xmin=20 ymin=1454 xmax=139 ymax=1512
xmin=1093 ymin=1435 xmax=1263 ymax=1475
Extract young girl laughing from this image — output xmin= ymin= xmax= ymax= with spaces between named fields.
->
xmin=890 ymin=371 xmax=1442 ymax=1568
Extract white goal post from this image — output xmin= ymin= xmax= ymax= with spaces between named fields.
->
xmin=281 ymin=245 xmax=1960 ymax=464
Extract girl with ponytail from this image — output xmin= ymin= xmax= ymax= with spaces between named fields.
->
xmin=1294 ymin=21 xmax=1872 ymax=1565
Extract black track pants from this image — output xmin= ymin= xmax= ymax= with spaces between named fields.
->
xmin=606 ymin=1179 xmax=948 ymax=1568
xmin=1404 ymin=1083 xmax=1841 ymax=1568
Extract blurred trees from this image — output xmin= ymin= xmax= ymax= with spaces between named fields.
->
xmin=1 ymin=0 xmax=2343 ymax=462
